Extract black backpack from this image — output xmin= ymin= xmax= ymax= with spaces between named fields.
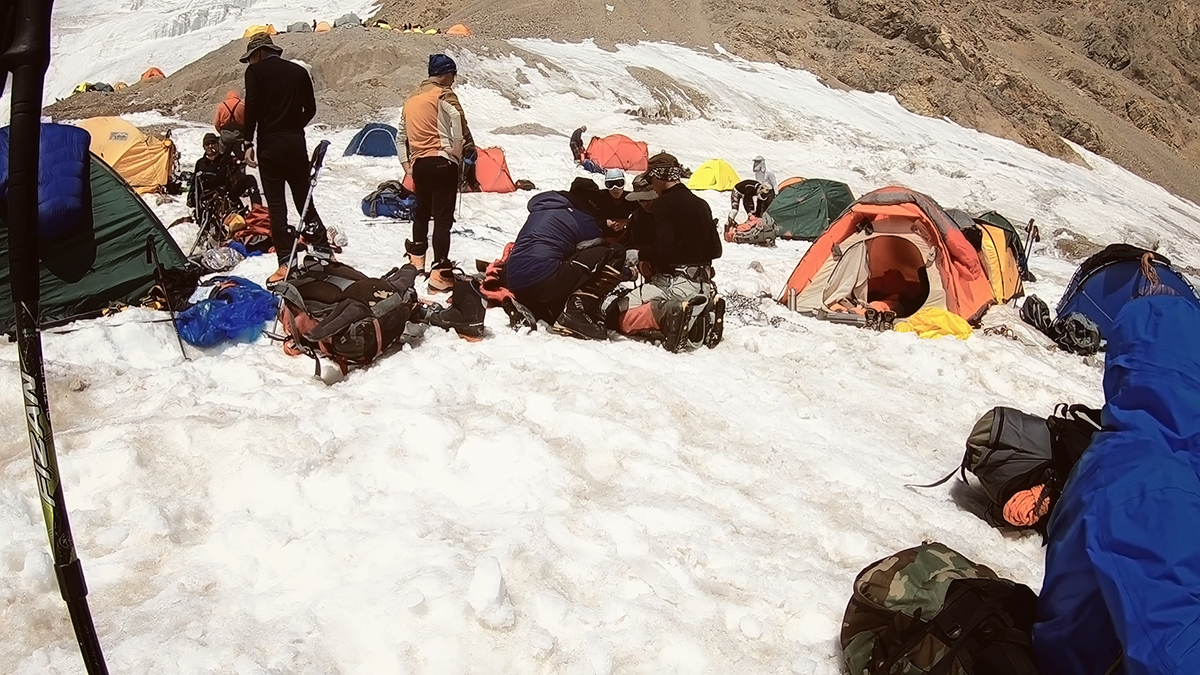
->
xmin=275 ymin=257 xmax=419 ymax=374
xmin=917 ymin=404 xmax=1102 ymax=532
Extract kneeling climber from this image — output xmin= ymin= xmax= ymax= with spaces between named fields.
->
xmin=609 ymin=152 xmax=725 ymax=352
xmin=506 ymin=178 xmax=628 ymax=340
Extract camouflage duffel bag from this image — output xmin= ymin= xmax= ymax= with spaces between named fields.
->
xmin=841 ymin=542 xmax=1039 ymax=675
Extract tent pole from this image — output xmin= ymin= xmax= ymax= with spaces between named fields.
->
xmin=2 ymin=1 xmax=110 ymax=673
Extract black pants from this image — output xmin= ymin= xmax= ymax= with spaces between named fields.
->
xmin=412 ymin=156 xmax=459 ymax=263
xmin=734 ymin=179 xmax=774 ymax=217
xmin=259 ymin=132 xmax=327 ymax=265
xmin=514 ymin=244 xmax=623 ymax=322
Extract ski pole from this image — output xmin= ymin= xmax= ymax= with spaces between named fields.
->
xmin=2 ymin=0 xmax=109 ymax=672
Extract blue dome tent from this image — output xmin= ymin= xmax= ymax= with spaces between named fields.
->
xmin=1057 ymin=243 xmax=1199 ymax=340
xmin=344 ymin=123 xmax=398 ymax=157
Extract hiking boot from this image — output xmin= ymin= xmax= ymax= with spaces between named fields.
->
xmin=427 ymin=274 xmax=486 ymax=341
xmin=704 ymin=295 xmax=726 ymax=349
xmin=552 ymin=296 xmax=608 ymax=340
xmin=427 ymin=260 xmax=455 ymax=294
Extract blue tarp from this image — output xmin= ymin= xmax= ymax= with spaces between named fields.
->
xmin=1035 ymin=294 xmax=1200 ymax=675
xmin=176 ymin=276 xmax=276 ymax=347
xmin=344 ymin=123 xmax=398 ymax=157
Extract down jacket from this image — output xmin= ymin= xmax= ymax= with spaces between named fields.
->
xmin=1034 ymin=294 xmax=1200 ymax=675
xmin=505 ymin=191 xmax=601 ymax=291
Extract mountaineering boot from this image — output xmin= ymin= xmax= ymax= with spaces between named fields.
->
xmin=551 ymin=261 xmax=624 ymax=340
xmin=404 ymin=239 xmax=427 ymax=272
xmin=704 ymin=294 xmax=726 ymax=349
xmin=502 ymin=297 xmax=539 ymax=331
xmin=427 ymin=274 xmax=486 ymax=341
xmin=552 ymin=296 xmax=608 ymax=340
xmin=879 ymin=310 xmax=897 ymax=331
xmin=863 ymin=307 xmax=880 ymax=331
xmin=266 ymin=264 xmax=291 ymax=289
xmin=428 ymin=259 xmax=456 ymax=294
xmin=659 ymin=296 xmax=708 ymax=353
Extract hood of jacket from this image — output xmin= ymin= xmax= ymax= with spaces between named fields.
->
xmin=527 ymin=191 xmax=575 ymax=213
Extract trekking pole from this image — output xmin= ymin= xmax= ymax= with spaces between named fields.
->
xmin=146 ymin=236 xmax=190 ymax=361
xmin=1023 ymin=218 xmax=1038 ymax=263
xmin=268 ymin=139 xmax=329 ymax=338
xmin=186 ymin=198 xmax=213 ymax=258
xmin=2 ymin=0 xmax=109 ymax=672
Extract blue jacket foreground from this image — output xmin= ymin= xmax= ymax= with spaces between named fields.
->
xmin=505 ymin=191 xmax=601 ymax=292
xmin=1034 ymin=295 xmax=1200 ymax=675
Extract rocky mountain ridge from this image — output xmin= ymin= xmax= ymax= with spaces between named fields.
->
xmin=45 ymin=0 xmax=1200 ymax=208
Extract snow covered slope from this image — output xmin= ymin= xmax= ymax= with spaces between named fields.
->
xmin=4 ymin=37 xmax=1200 ymax=675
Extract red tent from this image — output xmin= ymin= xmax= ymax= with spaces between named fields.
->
xmin=586 ymin=134 xmax=648 ymax=171
xmin=401 ymin=147 xmax=517 ymax=194
xmin=474 ymin=147 xmax=516 ymax=193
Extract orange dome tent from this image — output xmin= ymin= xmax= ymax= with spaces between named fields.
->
xmin=315 ymin=21 xmax=332 ymax=33
xmin=474 ymin=147 xmax=516 ymax=193
xmin=777 ymin=175 xmax=806 ymax=191
xmin=778 ymin=186 xmax=995 ymax=323
xmin=140 ymin=67 xmax=165 ymax=82
xmin=585 ymin=134 xmax=648 ymax=171
xmin=447 ymin=24 xmax=471 ymax=36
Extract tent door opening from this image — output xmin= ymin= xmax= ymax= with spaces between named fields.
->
xmin=864 ymin=236 xmax=929 ymax=318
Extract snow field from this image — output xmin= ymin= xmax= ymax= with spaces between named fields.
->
xmin=4 ymin=38 xmax=1199 ymax=674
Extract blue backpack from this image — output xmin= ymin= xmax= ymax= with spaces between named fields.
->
xmin=361 ymin=180 xmax=416 ymax=219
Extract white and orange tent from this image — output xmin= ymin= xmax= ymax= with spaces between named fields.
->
xmin=778 ymin=186 xmax=995 ymax=322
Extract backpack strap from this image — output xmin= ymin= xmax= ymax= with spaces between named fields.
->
xmin=907 ymin=445 xmax=972 ymax=490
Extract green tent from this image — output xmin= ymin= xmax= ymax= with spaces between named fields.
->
xmin=1 ymin=153 xmax=192 ymax=332
xmin=764 ymin=178 xmax=855 ymax=240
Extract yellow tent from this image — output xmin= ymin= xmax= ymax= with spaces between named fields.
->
xmin=686 ymin=158 xmax=740 ymax=191
xmin=315 ymin=21 xmax=332 ymax=33
xmin=977 ymin=223 xmax=1024 ymax=303
xmin=73 ymin=82 xmax=90 ymax=94
xmin=424 ymin=28 xmax=438 ymax=34
xmin=76 ymin=117 xmax=177 ymax=194
xmin=242 ymin=24 xmax=277 ymax=38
